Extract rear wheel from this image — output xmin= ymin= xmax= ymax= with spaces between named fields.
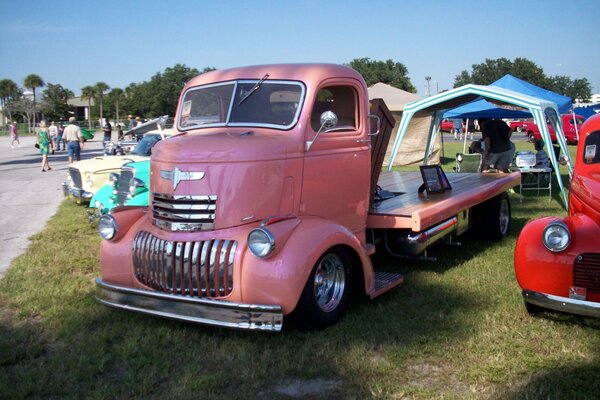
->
xmin=472 ymin=193 xmax=511 ymax=240
xmin=293 ymin=248 xmax=352 ymax=329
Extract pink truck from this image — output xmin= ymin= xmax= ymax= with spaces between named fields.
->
xmin=509 ymin=114 xmax=584 ymax=144
xmin=96 ymin=64 xmax=520 ymax=331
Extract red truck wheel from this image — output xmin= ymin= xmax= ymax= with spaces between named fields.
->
xmin=292 ymin=248 xmax=353 ymax=329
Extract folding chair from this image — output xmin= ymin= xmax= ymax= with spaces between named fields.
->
xmin=454 ymin=153 xmax=482 ymax=173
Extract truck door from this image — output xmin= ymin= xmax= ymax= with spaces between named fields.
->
xmin=301 ymin=82 xmax=371 ymax=235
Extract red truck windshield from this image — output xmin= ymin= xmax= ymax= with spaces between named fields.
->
xmin=178 ymin=80 xmax=305 ymax=131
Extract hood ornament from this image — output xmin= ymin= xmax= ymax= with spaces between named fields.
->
xmin=160 ymin=167 xmax=205 ymax=190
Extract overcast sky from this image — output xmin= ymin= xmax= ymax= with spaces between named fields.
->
xmin=1 ymin=0 xmax=598 ymax=98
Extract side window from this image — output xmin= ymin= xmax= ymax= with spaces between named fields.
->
xmin=311 ymin=86 xmax=357 ymax=132
xmin=583 ymin=131 xmax=600 ymax=164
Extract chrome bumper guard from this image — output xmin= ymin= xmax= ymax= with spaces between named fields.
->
xmin=62 ymin=182 xmax=93 ymax=201
xmin=523 ymin=289 xmax=600 ymax=318
xmin=95 ymin=278 xmax=284 ymax=331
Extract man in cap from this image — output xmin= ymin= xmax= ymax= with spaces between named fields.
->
xmin=63 ymin=117 xmax=84 ymax=164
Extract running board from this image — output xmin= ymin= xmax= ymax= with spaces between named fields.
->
xmin=369 ymin=271 xmax=404 ymax=299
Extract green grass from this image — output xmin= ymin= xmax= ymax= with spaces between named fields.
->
xmin=1 ymin=151 xmax=599 ymax=399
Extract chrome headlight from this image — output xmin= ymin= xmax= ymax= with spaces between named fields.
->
xmin=542 ymin=221 xmax=570 ymax=252
xmin=98 ymin=215 xmax=117 ymax=240
xmin=128 ymin=177 xmax=145 ymax=196
xmin=248 ymin=228 xmax=275 ymax=258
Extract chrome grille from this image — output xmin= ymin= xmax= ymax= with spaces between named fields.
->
xmin=132 ymin=230 xmax=236 ymax=298
xmin=68 ymin=167 xmax=82 ymax=188
xmin=114 ymin=169 xmax=134 ymax=206
xmin=574 ymin=253 xmax=600 ymax=294
xmin=152 ymin=193 xmax=217 ymax=231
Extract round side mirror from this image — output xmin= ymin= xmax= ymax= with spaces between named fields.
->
xmin=320 ymin=111 xmax=338 ymax=130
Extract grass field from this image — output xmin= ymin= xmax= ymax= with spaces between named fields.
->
xmin=1 ymin=140 xmax=598 ymax=399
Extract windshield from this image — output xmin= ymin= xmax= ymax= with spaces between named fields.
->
xmin=178 ymin=80 xmax=305 ymax=131
xmin=131 ymin=134 xmax=161 ymax=156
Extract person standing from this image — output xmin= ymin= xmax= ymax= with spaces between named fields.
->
xmin=48 ymin=121 xmax=58 ymax=154
xmin=453 ymin=118 xmax=463 ymax=140
xmin=102 ymin=118 xmax=112 ymax=143
xmin=481 ymin=119 xmax=515 ymax=172
xmin=36 ymin=120 xmax=52 ymax=171
xmin=57 ymin=122 xmax=65 ymax=151
xmin=63 ymin=116 xmax=84 ymax=164
xmin=127 ymin=115 xmax=135 ymax=130
xmin=10 ymin=121 xmax=20 ymax=148
xmin=116 ymin=124 xmax=124 ymax=140
xmin=135 ymin=116 xmax=142 ymax=127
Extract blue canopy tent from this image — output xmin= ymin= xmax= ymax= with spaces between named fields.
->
xmin=491 ymin=74 xmax=573 ymax=114
xmin=444 ymin=98 xmax=532 ymax=119
xmin=388 ymin=84 xmax=574 ymax=208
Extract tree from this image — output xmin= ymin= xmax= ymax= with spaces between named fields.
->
xmin=94 ymin=82 xmax=110 ymax=123
xmin=42 ymin=83 xmax=74 ymax=122
xmin=107 ymin=88 xmax=124 ymax=125
xmin=453 ymin=57 xmax=592 ymax=103
xmin=0 ymin=79 xmax=20 ymax=124
xmin=348 ymin=58 xmax=416 ymax=92
xmin=81 ymin=85 xmax=96 ymax=129
xmin=23 ymin=74 xmax=44 ymax=130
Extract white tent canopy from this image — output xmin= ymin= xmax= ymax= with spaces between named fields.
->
xmin=388 ymin=84 xmax=574 ymax=208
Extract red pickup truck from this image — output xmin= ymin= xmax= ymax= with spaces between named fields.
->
xmin=509 ymin=114 xmax=584 ymax=144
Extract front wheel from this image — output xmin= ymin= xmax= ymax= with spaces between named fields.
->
xmin=528 ymin=132 xmax=536 ymax=143
xmin=292 ymin=248 xmax=352 ymax=330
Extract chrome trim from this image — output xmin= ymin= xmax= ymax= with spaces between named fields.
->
xmin=152 ymin=193 xmax=218 ymax=232
xmin=154 ymin=220 xmax=215 ymax=232
xmin=62 ymin=182 xmax=93 ymax=200
xmin=152 ymin=200 xmax=216 ymax=211
xmin=522 ymin=289 xmax=600 ymax=318
xmin=153 ymin=194 xmax=217 ymax=201
xmin=96 ymin=278 xmax=283 ymax=331
xmin=159 ymin=167 xmax=205 ymax=190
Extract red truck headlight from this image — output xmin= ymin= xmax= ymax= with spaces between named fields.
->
xmin=98 ymin=214 xmax=117 ymax=241
xmin=542 ymin=221 xmax=570 ymax=252
xmin=248 ymin=228 xmax=275 ymax=258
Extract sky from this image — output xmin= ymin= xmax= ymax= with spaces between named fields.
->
xmin=1 ymin=0 xmax=599 ymax=98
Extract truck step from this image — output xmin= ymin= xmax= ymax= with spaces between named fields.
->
xmin=370 ymin=271 xmax=404 ymax=299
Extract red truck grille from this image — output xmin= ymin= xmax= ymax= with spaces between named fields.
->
xmin=573 ymin=253 xmax=600 ymax=294
xmin=152 ymin=193 xmax=217 ymax=232
xmin=132 ymin=230 xmax=236 ymax=298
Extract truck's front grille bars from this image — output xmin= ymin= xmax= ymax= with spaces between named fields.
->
xmin=152 ymin=193 xmax=217 ymax=231
xmin=132 ymin=230 xmax=236 ymax=298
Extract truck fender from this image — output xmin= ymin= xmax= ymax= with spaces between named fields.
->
xmin=239 ymin=216 xmax=373 ymax=315
xmin=105 ymin=206 xmax=148 ymax=243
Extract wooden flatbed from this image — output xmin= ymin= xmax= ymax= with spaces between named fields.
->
xmin=368 ymin=171 xmax=521 ymax=232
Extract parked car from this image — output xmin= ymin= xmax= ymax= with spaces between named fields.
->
xmin=514 ymin=113 xmax=600 ymax=317
xmin=103 ymin=116 xmax=170 ymax=155
xmin=89 ymin=159 xmax=150 ymax=219
xmin=63 ymin=129 xmax=171 ymax=203
xmin=509 ymin=114 xmax=585 ymax=144
xmin=440 ymin=119 xmax=455 ymax=132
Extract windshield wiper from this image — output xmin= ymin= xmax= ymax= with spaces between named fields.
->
xmin=237 ymin=73 xmax=269 ymax=105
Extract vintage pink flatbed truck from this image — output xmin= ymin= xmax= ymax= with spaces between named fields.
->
xmin=96 ymin=64 xmax=520 ymax=331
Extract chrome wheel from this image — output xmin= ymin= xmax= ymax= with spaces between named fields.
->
xmin=313 ymin=253 xmax=346 ymax=312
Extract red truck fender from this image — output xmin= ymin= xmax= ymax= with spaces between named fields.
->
xmin=239 ymin=216 xmax=374 ymax=316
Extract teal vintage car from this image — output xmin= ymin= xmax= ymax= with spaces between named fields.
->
xmin=89 ymin=159 xmax=150 ymax=220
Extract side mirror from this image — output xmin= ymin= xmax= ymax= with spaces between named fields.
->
xmin=306 ymin=111 xmax=338 ymax=151
xmin=320 ymin=111 xmax=338 ymax=130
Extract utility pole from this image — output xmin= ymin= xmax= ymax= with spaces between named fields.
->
xmin=425 ymin=76 xmax=431 ymax=97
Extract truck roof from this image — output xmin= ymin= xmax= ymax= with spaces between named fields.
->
xmin=184 ymin=63 xmax=367 ymax=90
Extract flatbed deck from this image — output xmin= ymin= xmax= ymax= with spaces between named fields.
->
xmin=368 ymin=171 xmax=521 ymax=232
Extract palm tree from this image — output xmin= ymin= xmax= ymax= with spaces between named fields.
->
xmin=23 ymin=74 xmax=44 ymax=131
xmin=80 ymin=85 xmax=96 ymax=129
xmin=94 ymin=82 xmax=110 ymax=123
xmin=0 ymin=79 xmax=19 ymax=125
xmin=109 ymin=88 xmax=124 ymax=126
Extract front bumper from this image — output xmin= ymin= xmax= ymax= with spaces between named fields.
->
xmin=95 ymin=278 xmax=284 ymax=331
xmin=62 ymin=182 xmax=93 ymax=202
xmin=523 ymin=289 xmax=600 ymax=318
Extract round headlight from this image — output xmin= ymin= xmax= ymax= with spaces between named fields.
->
xmin=248 ymin=228 xmax=275 ymax=258
xmin=98 ymin=215 xmax=117 ymax=240
xmin=542 ymin=221 xmax=570 ymax=252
